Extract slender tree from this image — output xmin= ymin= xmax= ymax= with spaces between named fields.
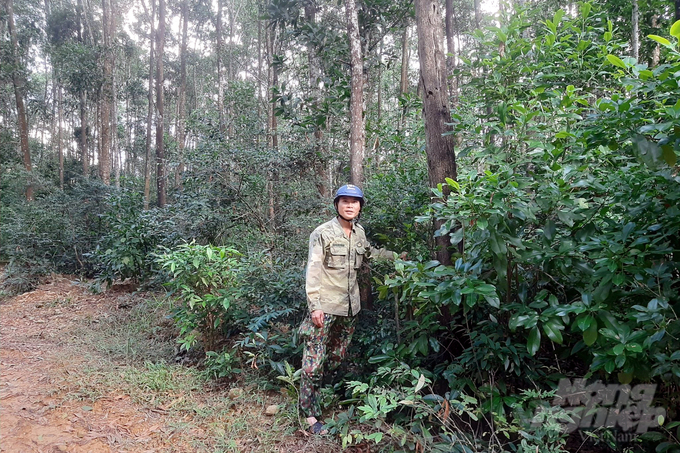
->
xmin=77 ymin=0 xmax=90 ymax=177
xmin=100 ymin=0 xmax=113 ymax=184
xmin=415 ymin=0 xmax=457 ymax=265
xmin=445 ymin=0 xmax=458 ymax=103
xmin=175 ymin=0 xmax=188 ymax=188
xmin=4 ymin=0 xmax=33 ymax=200
xmin=632 ymin=0 xmax=639 ymax=60
xmin=345 ymin=0 xmax=365 ymax=186
xmin=155 ymin=0 xmax=166 ymax=207
xmin=144 ymin=0 xmax=155 ymax=209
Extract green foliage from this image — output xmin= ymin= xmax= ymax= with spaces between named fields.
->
xmin=342 ymin=7 xmax=680 ymax=452
xmin=0 ymin=178 xmax=111 ymax=293
xmin=91 ymin=190 xmax=180 ymax=286
xmin=203 ymin=350 xmax=241 ymax=379
xmin=157 ymin=242 xmax=243 ymax=352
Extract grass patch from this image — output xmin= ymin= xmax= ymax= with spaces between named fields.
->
xmin=51 ymin=290 xmax=341 ymax=452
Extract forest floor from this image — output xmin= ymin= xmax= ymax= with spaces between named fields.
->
xmin=0 ymin=275 xmax=341 ymax=453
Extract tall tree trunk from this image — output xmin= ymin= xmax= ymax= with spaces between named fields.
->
xmin=269 ymin=23 xmax=278 ymax=149
xmin=4 ymin=0 xmax=32 ymax=200
xmin=76 ymin=0 xmax=89 ymax=178
xmin=268 ymin=21 xmax=279 ymax=231
xmin=227 ymin=2 xmax=235 ymax=140
xmin=58 ymin=85 xmax=64 ymax=189
xmin=110 ymin=1 xmax=119 ymax=188
xmin=445 ymin=0 xmax=458 ymax=104
xmin=415 ymin=0 xmax=457 ymax=266
xmin=473 ymin=0 xmax=481 ymax=30
xmin=155 ymin=0 xmax=166 ymax=207
xmin=377 ymin=39 xmax=382 ymax=123
xmin=100 ymin=0 xmax=112 ymax=184
xmin=176 ymin=0 xmax=188 ymax=188
xmin=305 ymin=1 xmax=328 ymax=197
xmin=345 ymin=0 xmax=365 ymax=186
xmin=651 ymin=14 xmax=660 ymax=66
xmin=631 ymin=0 xmax=639 ymax=61
xmin=144 ymin=0 xmax=155 ymax=209
xmin=257 ymin=3 xmax=262 ymax=145
xmin=216 ymin=0 xmax=225 ymax=135
xmin=399 ymin=26 xmax=409 ymax=132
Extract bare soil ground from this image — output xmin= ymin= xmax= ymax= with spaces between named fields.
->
xmin=0 ymin=276 xmax=339 ymax=453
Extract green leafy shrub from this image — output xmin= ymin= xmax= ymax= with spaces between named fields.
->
xmin=157 ymin=242 xmax=244 ymax=352
xmin=346 ymin=7 xmax=679 ymax=453
xmin=91 ymin=190 xmax=181 ymax=285
xmin=233 ymin=254 xmax=305 ymax=376
xmin=0 ymin=179 xmax=111 ymax=294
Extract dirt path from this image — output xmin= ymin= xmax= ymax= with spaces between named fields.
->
xmin=1 ymin=277 xmax=335 ymax=453
xmin=1 ymin=277 xmax=167 ymax=452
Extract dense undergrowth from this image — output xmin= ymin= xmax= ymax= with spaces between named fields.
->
xmin=2 ymin=3 xmax=680 ymax=452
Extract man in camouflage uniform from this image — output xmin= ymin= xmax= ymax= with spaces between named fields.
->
xmin=299 ymin=185 xmax=396 ymax=434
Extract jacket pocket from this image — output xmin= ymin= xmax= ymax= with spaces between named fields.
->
xmin=327 ymin=242 xmax=348 ymax=269
xmin=354 ymin=244 xmax=366 ymax=269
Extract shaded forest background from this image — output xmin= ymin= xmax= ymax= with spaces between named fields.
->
xmin=2 ymin=0 xmax=680 ymax=450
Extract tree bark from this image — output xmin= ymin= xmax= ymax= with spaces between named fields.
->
xmin=345 ymin=0 xmax=365 ymax=186
xmin=58 ymin=85 xmax=64 ymax=189
xmin=76 ymin=0 xmax=89 ymax=178
xmin=257 ymin=3 xmax=262 ymax=145
xmin=4 ymin=0 xmax=33 ymax=200
xmin=445 ymin=0 xmax=458 ymax=104
xmin=99 ymin=0 xmax=112 ymax=184
xmin=143 ymin=0 xmax=155 ymax=209
xmin=415 ymin=0 xmax=457 ymax=266
xmin=176 ymin=0 xmax=188 ymax=188
xmin=215 ymin=0 xmax=225 ymax=135
xmin=399 ymin=26 xmax=409 ymax=132
xmin=631 ymin=0 xmax=639 ymax=61
xmin=651 ymin=14 xmax=660 ymax=66
xmin=305 ymin=1 xmax=328 ymax=197
xmin=155 ymin=0 xmax=166 ymax=207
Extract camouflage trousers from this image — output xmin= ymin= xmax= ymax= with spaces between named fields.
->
xmin=298 ymin=313 xmax=356 ymax=418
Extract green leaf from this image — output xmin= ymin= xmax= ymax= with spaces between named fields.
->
xmin=648 ymin=35 xmax=671 ymax=47
xmin=613 ymin=344 xmax=625 ymax=355
xmin=604 ymin=360 xmax=615 ymax=373
xmin=583 ymin=320 xmax=597 ymax=346
xmin=612 ymin=273 xmax=625 ymax=286
xmin=527 ymin=326 xmax=541 ymax=356
xmin=445 ymin=177 xmax=460 ymax=192
xmin=626 ymin=343 xmax=643 ymax=353
xmin=543 ymin=320 xmax=564 ymax=344
xmin=606 ymin=54 xmax=626 ymax=69
xmin=577 ymin=314 xmax=594 ymax=331
xmin=543 ymin=219 xmax=556 ymax=240
xmin=671 ymin=20 xmax=680 ymax=39
xmin=662 ymin=145 xmax=677 ymax=166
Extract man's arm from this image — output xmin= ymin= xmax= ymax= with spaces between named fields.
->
xmin=369 ymin=245 xmax=400 ymax=261
xmin=305 ymin=231 xmax=325 ymax=316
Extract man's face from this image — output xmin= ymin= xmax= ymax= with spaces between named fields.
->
xmin=337 ymin=196 xmax=361 ymax=221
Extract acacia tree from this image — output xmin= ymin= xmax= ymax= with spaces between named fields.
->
xmin=100 ymin=0 xmax=113 ymax=184
xmin=415 ymin=0 xmax=457 ymax=265
xmin=345 ymin=0 xmax=364 ymax=186
xmin=3 ymin=0 xmax=33 ymax=200
xmin=175 ymin=0 xmax=188 ymax=188
xmin=155 ymin=0 xmax=166 ymax=207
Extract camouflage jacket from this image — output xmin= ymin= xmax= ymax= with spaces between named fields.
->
xmin=305 ymin=217 xmax=394 ymax=317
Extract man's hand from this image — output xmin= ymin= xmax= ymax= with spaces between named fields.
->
xmin=311 ymin=309 xmax=324 ymax=328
